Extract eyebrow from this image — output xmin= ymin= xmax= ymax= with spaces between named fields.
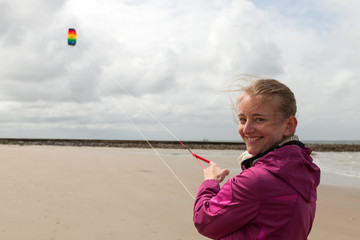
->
xmin=238 ymin=113 xmax=268 ymax=117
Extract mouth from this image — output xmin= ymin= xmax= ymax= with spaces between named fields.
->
xmin=246 ymin=136 xmax=263 ymax=142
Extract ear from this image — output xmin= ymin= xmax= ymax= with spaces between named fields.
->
xmin=284 ymin=116 xmax=298 ymax=137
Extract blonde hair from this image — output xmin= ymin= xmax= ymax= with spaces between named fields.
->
xmin=235 ymin=78 xmax=297 ymax=121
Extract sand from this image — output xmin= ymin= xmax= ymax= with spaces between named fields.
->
xmin=0 ymin=145 xmax=359 ymax=239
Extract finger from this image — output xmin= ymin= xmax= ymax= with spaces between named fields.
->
xmin=217 ymin=169 xmax=230 ymax=183
xmin=209 ymin=161 xmax=217 ymax=167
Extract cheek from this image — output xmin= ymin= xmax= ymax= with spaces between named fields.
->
xmin=270 ymin=123 xmax=288 ymax=139
xmin=238 ymin=125 xmax=246 ymax=140
xmin=238 ymin=124 xmax=244 ymax=135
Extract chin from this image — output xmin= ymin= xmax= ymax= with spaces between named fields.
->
xmin=246 ymin=148 xmax=260 ymax=156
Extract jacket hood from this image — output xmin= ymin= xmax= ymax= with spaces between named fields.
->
xmin=256 ymin=145 xmax=321 ymax=202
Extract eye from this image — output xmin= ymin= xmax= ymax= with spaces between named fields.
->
xmin=254 ymin=118 xmax=265 ymax=122
xmin=239 ymin=117 xmax=247 ymax=123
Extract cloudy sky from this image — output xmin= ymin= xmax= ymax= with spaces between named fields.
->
xmin=0 ymin=0 xmax=359 ymax=142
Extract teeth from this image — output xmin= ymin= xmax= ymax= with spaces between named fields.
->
xmin=247 ymin=137 xmax=261 ymax=141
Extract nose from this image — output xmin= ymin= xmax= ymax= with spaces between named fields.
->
xmin=242 ymin=120 xmax=254 ymax=134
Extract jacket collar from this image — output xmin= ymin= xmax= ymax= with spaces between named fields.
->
xmin=240 ymin=135 xmax=304 ymax=170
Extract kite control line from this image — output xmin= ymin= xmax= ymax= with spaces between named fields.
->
xmin=179 ymin=141 xmax=210 ymax=169
xmin=71 ymin=34 xmax=210 ymax=199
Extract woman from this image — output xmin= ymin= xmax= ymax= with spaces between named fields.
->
xmin=193 ymin=79 xmax=320 ymax=239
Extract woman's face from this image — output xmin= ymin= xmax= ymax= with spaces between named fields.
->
xmin=238 ymin=94 xmax=290 ymax=155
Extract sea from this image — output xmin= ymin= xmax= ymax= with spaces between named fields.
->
xmin=311 ymin=151 xmax=360 ymax=188
xmin=302 ymin=140 xmax=360 ymax=188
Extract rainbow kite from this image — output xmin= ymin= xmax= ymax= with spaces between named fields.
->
xmin=68 ymin=28 xmax=76 ymax=46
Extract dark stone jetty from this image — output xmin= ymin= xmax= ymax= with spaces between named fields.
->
xmin=1 ymin=138 xmax=360 ymax=152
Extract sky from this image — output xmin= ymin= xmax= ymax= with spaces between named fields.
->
xmin=0 ymin=0 xmax=359 ymax=142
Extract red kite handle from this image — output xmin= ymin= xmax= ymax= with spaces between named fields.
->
xmin=192 ymin=153 xmax=210 ymax=164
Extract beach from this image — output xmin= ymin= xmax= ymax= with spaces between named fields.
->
xmin=0 ymin=145 xmax=359 ymax=239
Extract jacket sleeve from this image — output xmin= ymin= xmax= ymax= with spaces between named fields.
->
xmin=193 ymin=170 xmax=260 ymax=239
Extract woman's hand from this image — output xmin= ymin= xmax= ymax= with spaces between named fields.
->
xmin=203 ymin=161 xmax=230 ymax=183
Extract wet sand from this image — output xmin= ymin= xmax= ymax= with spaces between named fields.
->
xmin=0 ymin=145 xmax=359 ymax=239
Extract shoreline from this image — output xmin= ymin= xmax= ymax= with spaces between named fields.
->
xmin=1 ymin=138 xmax=360 ymax=152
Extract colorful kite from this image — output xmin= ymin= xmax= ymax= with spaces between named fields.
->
xmin=68 ymin=28 xmax=76 ymax=46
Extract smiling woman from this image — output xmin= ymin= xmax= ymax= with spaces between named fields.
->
xmin=193 ymin=78 xmax=321 ymax=240
xmin=236 ymin=79 xmax=298 ymax=156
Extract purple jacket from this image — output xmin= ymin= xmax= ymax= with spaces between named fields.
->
xmin=193 ymin=145 xmax=320 ymax=240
